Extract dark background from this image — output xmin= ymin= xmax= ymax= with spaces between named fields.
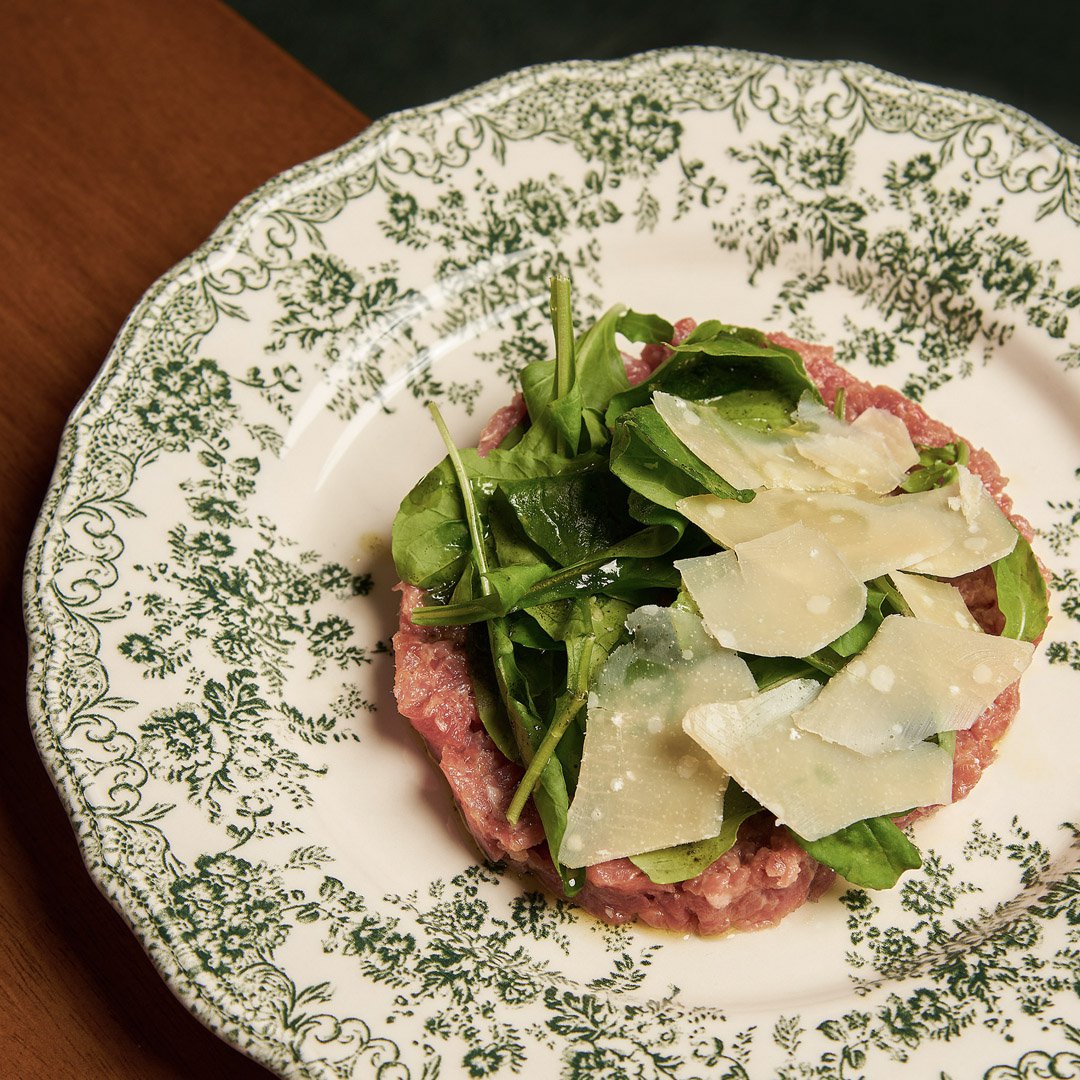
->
xmin=228 ymin=0 xmax=1078 ymax=145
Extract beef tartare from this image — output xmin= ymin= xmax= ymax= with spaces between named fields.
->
xmin=391 ymin=280 xmax=1048 ymax=936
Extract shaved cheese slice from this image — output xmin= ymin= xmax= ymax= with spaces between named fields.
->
xmin=653 ymin=392 xmax=852 ymax=492
xmin=559 ymin=606 xmax=756 ymax=867
xmin=677 ymin=489 xmax=958 ymax=581
xmin=620 ymin=606 xmax=759 ymax=705
xmin=684 ymin=679 xmax=954 ymax=841
xmin=794 ymin=614 xmax=1034 ymax=754
xmin=891 ymin=570 xmax=981 ymax=632
xmin=851 ymin=408 xmax=922 ymax=475
xmin=794 ymin=397 xmax=919 ymax=494
xmin=676 ymin=524 xmax=866 ymax=656
xmin=906 ymin=467 xmax=1018 ymax=576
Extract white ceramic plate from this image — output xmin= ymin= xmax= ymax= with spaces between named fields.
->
xmin=25 ymin=48 xmax=1080 ymax=1079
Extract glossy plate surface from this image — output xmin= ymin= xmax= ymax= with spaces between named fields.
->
xmin=25 ymin=48 xmax=1080 ymax=1078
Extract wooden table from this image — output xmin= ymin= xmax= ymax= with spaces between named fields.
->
xmin=0 ymin=1 xmax=366 ymax=1074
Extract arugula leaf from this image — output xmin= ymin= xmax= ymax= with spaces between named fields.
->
xmin=900 ymin=440 xmax=969 ymax=492
xmin=495 ymin=422 xmax=525 ymax=451
xmin=630 ymin=783 xmax=763 ymax=884
xmin=521 ymin=595 xmax=630 ymax=653
xmin=549 ymin=383 xmax=587 ymax=457
xmin=506 ymin=610 xmax=562 ymax=650
xmin=488 ymin=615 xmax=581 ymax=890
xmin=512 ymin=635 xmax=563 ymax=720
xmin=421 ymin=402 xmax=582 ymax=892
xmin=410 ymin=494 xmax=555 ymax=625
xmin=508 ymin=595 xmax=626 ymax=822
xmin=493 ymin=608 xmax=554 ymax=699
xmin=610 ymin=406 xmax=754 ymax=510
xmin=992 ymin=533 xmax=1050 ymax=642
xmin=392 ymin=445 xmax=592 ymax=595
xmin=827 ymin=585 xmax=888 ymax=657
xmin=516 ymin=553 xmax=681 ymax=609
xmin=801 ymin=650 xmax=844 ymax=677
xmin=501 ymin=467 xmax=640 ymax=566
xmin=551 ymin=275 xmax=575 ymax=402
xmin=410 ymin=550 xmax=680 ymax=627
xmin=791 ymin=817 xmax=922 ymax=889
xmin=469 ymin=657 xmax=518 ymax=762
xmin=935 ymin=729 xmax=957 ymax=756
xmin=412 ymin=489 xmax=683 ymax=627
xmin=708 ymin=388 xmax=801 ymax=432
xmin=625 ymin=490 xmax=687 ymax=532
xmin=606 ymin=334 xmax=821 ymax=423
xmin=744 ymin=655 xmax=826 ymax=692
xmin=408 ymin=592 xmax=511 ymax=627
xmin=682 ymin=320 xmax=766 ymax=347
xmin=803 ymin=579 xmax=908 ymax=671
xmin=874 ymin=573 xmax=914 ymax=618
xmin=488 ymin=489 xmax=557 ymax=571
xmin=617 ymin=309 xmax=675 ymax=345
xmin=572 ymin=303 xmax=634 ymax=410
xmin=519 ymin=357 xmax=558 ymax=431
xmin=391 ymin=459 xmax=474 ymax=594
xmin=533 ymin=756 xmax=580 ymax=893
xmin=514 ymin=600 xmax=576 ymax=644
xmin=518 ymin=300 xmax=630 ymax=455
xmin=423 ymin=406 xmax=533 ymax=759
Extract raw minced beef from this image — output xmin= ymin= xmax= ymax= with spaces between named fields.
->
xmin=392 ymin=326 xmax=1034 ymax=935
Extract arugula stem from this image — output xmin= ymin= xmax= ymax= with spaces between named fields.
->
xmin=550 ymin=274 xmax=575 ymax=456
xmin=506 ymin=692 xmax=584 ymax=823
xmin=833 ymin=386 xmax=846 ymax=420
xmin=507 ymin=633 xmax=594 ymax=824
xmin=410 ymin=594 xmax=504 ymax=626
xmin=803 ymin=649 xmax=843 ymax=677
xmin=488 ymin=619 xmax=543 ymax=762
xmin=551 ymin=275 xmax=575 ymax=398
xmin=428 ymin=402 xmax=491 ymax=588
xmin=428 ymin=403 xmax=546 ymax=768
xmin=872 ymin=574 xmax=914 ymax=618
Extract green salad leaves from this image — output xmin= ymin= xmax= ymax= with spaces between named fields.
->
xmin=391 ymin=278 xmax=1048 ymax=893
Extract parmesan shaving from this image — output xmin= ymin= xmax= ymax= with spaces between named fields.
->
xmin=684 ymin=679 xmax=954 ymax=842
xmin=905 ymin=467 xmax=1019 ymax=576
xmin=676 ymin=524 xmax=867 ymax=656
xmin=653 ymin=392 xmax=851 ymax=492
xmin=677 ymin=489 xmax=958 ymax=581
xmin=794 ymin=615 xmax=1034 ymax=754
xmin=793 ymin=396 xmax=919 ymax=494
xmin=890 ymin=570 xmax=981 ymax=632
xmin=559 ymin=606 xmax=756 ymax=867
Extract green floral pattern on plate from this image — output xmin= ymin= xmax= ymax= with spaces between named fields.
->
xmin=24 ymin=48 xmax=1080 ymax=1078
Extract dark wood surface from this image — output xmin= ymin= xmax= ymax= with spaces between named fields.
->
xmin=0 ymin=1 xmax=366 ymax=1074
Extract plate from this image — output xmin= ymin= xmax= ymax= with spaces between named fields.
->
xmin=24 ymin=47 xmax=1080 ymax=1078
